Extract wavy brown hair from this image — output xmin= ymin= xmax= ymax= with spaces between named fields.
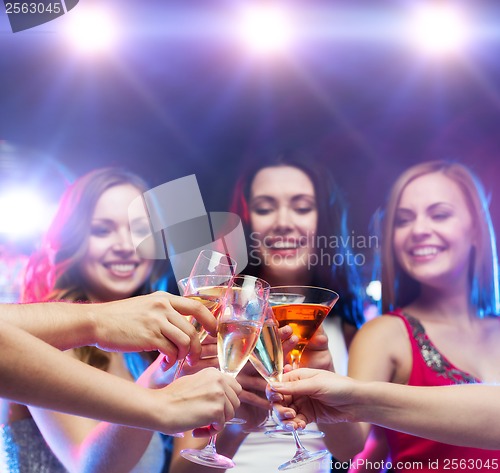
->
xmin=22 ymin=167 xmax=165 ymax=370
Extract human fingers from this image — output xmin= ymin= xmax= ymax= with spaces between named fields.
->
xmin=177 ymin=355 xmax=219 ymax=376
xmin=206 ymin=372 xmax=240 ymax=425
xmin=239 ymin=389 xmax=271 ymax=410
xmin=167 ymin=293 xmax=217 ymax=336
xmin=264 ymin=392 xmax=309 ymax=430
xmin=305 ymin=325 xmax=329 ymax=350
xmin=124 ymin=292 xmax=201 ymax=362
xmin=157 ymin=310 xmax=200 ymax=363
xmin=186 ymin=335 xmax=217 ymax=367
xmin=94 ymin=295 xmax=181 ymax=355
xmin=278 ymin=325 xmax=294 ymax=342
xmin=282 ymin=335 xmax=299 ymax=359
xmin=236 ymin=371 xmax=267 ymax=392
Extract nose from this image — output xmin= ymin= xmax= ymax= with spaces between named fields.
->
xmin=273 ymin=206 xmax=293 ymax=235
xmin=112 ymin=229 xmax=136 ymax=254
xmin=410 ymin=215 xmax=432 ymax=240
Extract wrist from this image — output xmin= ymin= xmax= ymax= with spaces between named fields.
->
xmin=339 ymin=379 xmax=369 ymax=423
xmin=82 ymin=302 xmax=101 ymax=347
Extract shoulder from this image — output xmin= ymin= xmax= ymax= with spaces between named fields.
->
xmin=353 ymin=314 xmax=407 ymax=343
xmin=347 ymin=314 xmax=411 ymax=382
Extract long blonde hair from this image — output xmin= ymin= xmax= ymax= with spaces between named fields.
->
xmin=381 ymin=161 xmax=499 ymax=316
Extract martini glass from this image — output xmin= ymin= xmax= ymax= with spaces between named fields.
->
xmin=179 ymin=275 xmax=270 ymax=469
xmin=268 ymin=285 xmax=338 ymax=470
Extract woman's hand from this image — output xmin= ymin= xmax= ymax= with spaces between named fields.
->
xmin=94 ymin=291 xmax=217 ymax=368
xmin=295 ymin=325 xmax=334 ymax=371
xmin=266 ymin=368 xmax=357 ymax=430
xmin=159 ymin=368 xmax=242 ymax=435
xmin=225 ymin=325 xmax=298 ymax=427
xmin=138 ymin=335 xmax=220 ymax=389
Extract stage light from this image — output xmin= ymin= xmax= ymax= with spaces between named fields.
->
xmin=0 ymin=189 xmax=57 ymax=238
xmin=366 ymin=280 xmax=382 ymax=302
xmin=409 ymin=3 xmax=469 ymax=56
xmin=64 ymin=7 xmax=117 ymax=53
xmin=238 ymin=5 xmax=292 ymax=55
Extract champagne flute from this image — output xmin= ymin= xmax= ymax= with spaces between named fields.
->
xmin=188 ymin=249 xmax=237 ymax=279
xmin=180 ymin=275 xmax=270 ymax=469
xmin=173 ymin=274 xmax=232 ymax=379
xmin=244 ymin=307 xmax=284 ymax=433
xmin=268 ymin=285 xmax=338 ymax=471
xmin=173 ymin=249 xmax=237 ymax=378
xmin=168 ymin=275 xmax=232 ymax=438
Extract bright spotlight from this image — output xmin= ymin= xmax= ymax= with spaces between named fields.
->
xmin=409 ymin=4 xmax=468 ymax=56
xmin=366 ymin=280 xmax=382 ymax=302
xmin=64 ymin=7 xmax=117 ymax=53
xmin=239 ymin=6 xmax=292 ymax=55
xmin=0 ymin=189 xmax=56 ymax=238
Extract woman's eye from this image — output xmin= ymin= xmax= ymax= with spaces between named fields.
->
xmin=432 ymin=213 xmax=450 ymax=221
xmin=131 ymin=226 xmax=150 ymax=238
xmin=294 ymin=207 xmax=314 ymax=215
xmin=253 ymin=208 xmax=273 ymax=216
xmin=91 ymin=225 xmax=111 ymax=237
xmin=394 ymin=216 xmax=411 ymax=227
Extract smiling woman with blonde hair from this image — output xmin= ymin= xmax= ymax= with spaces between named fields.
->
xmin=313 ymin=160 xmax=500 ymax=472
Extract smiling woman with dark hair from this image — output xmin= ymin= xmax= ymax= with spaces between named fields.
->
xmin=172 ymin=149 xmax=365 ymax=473
xmin=230 ymin=150 xmax=365 ymax=331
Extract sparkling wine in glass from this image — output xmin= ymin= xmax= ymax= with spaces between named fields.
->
xmin=172 ymin=249 xmax=237 ymax=378
xmin=243 ymin=308 xmax=284 ymax=433
xmin=179 ymin=280 xmax=228 ymax=339
xmin=179 ymin=275 xmax=270 ymax=469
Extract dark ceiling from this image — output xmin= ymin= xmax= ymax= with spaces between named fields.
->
xmin=1 ymin=0 xmax=500 ymax=248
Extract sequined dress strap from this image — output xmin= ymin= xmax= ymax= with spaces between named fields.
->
xmin=395 ymin=310 xmax=479 ymax=384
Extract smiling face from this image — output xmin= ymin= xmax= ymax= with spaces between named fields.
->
xmin=78 ymin=184 xmax=154 ymax=302
xmin=249 ymin=165 xmax=318 ymax=283
xmin=393 ymin=172 xmax=475 ymax=292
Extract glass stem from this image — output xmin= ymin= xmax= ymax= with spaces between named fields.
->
xmin=173 ymin=358 xmax=186 ymax=380
xmin=204 ymin=434 xmax=218 ymax=452
xmin=292 ymin=429 xmax=307 ymax=454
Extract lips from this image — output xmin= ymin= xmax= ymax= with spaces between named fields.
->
xmin=409 ymin=246 xmax=442 ymax=257
xmin=103 ymin=262 xmax=139 ymax=276
xmin=265 ymin=237 xmax=308 ymax=250
xmin=272 ymin=241 xmax=299 ymax=250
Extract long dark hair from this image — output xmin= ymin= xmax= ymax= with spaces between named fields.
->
xmin=230 ymin=150 xmax=365 ymax=327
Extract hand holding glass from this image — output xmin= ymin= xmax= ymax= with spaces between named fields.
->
xmin=268 ymin=285 xmax=339 ymax=470
xmin=245 ymin=307 xmax=284 ymax=433
xmin=180 ymin=275 xmax=270 ymax=469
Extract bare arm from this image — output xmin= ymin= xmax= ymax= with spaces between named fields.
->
xmin=314 ymin=317 xmax=400 ymax=460
xmin=0 ymin=322 xmax=239 ymax=430
xmin=269 ymin=369 xmax=500 ymax=450
xmin=29 ymin=361 xmax=240 ymax=473
xmin=0 ymin=292 xmax=216 ymax=363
